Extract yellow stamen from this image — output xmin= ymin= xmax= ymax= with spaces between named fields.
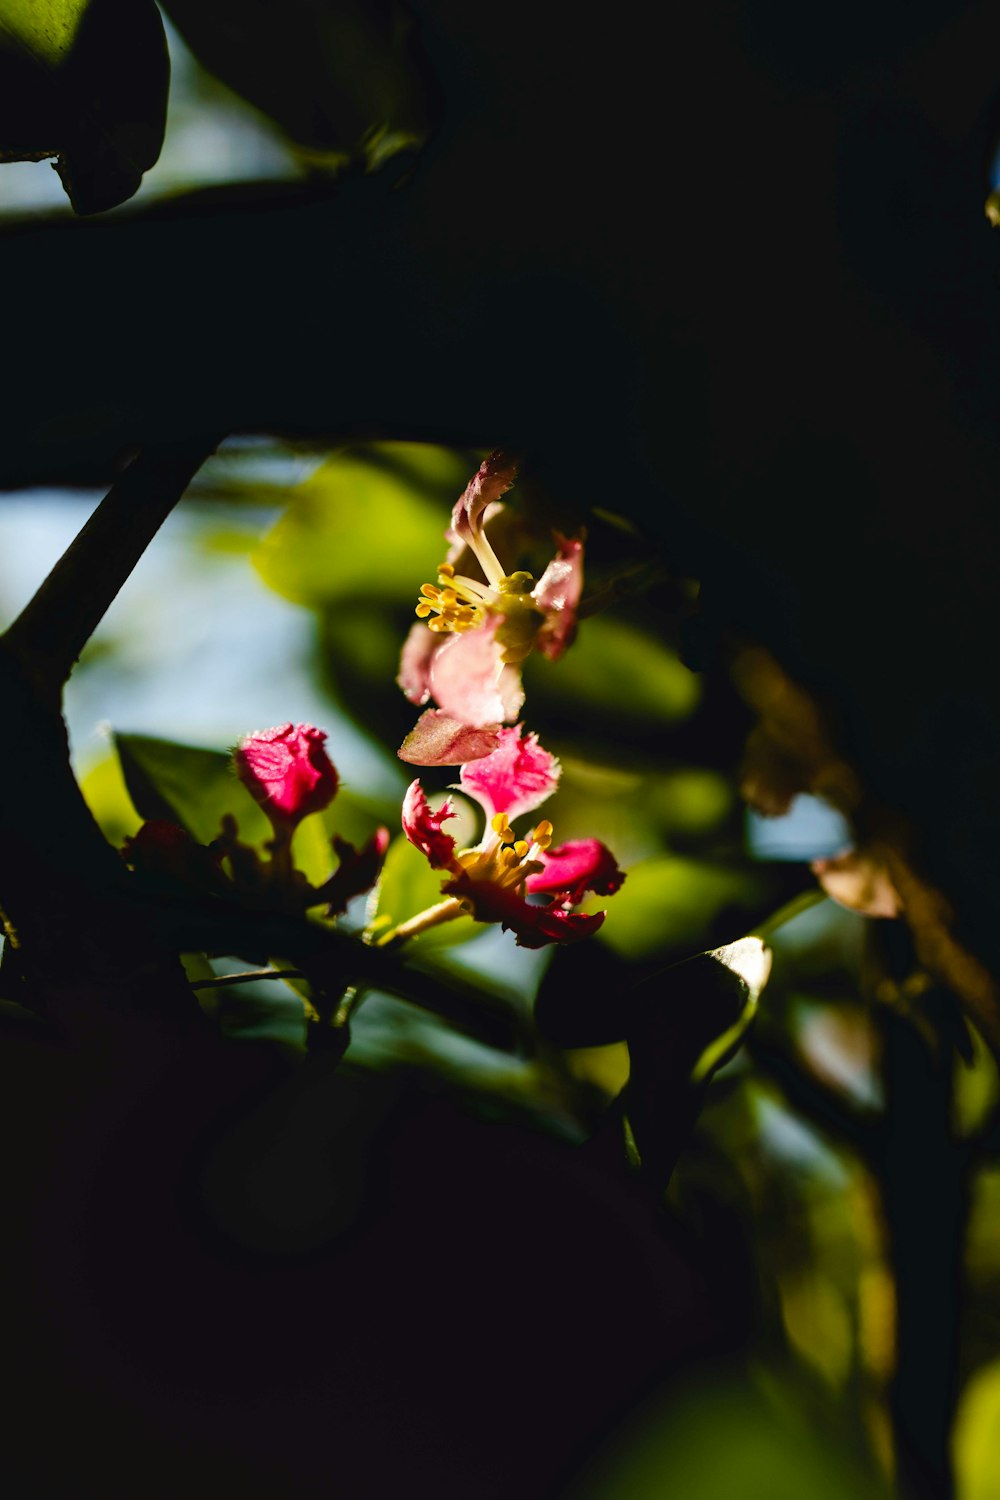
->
xmin=415 ymin=568 xmax=487 ymax=634
xmin=491 ymin=813 xmax=509 ymax=836
xmin=513 ymin=840 xmax=529 ymax=859
xmin=533 ymin=820 xmax=553 ymax=842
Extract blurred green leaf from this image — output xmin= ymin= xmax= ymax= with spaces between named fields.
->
xmin=954 ymin=1357 xmax=1000 ymax=1500
xmin=253 ymin=444 xmax=471 ymax=607
xmin=953 ymin=1022 xmax=1000 ymax=1139
xmin=0 ymin=0 xmax=168 ymax=212
xmin=572 ymin=1377 xmax=872 ymax=1499
xmin=597 ymin=855 xmax=759 ymax=960
xmin=373 ymin=833 xmax=478 ymax=950
xmin=524 ymin=616 xmax=701 ymax=724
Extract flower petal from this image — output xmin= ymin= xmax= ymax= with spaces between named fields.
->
xmin=397 ymin=621 xmax=438 ymax=706
xmin=234 ymin=723 xmax=339 ymax=826
xmin=526 ymin=839 xmax=625 ymax=905
xmin=532 ymin=534 xmax=584 ymax=661
xmin=449 ymin=450 xmax=519 ymax=549
xmin=401 ymin=780 xmax=457 ymax=869
xmin=459 ymin=725 xmax=560 ymax=821
xmin=398 ymin=709 xmax=503 ymax=766
xmin=442 ymin=867 xmax=606 ymax=948
xmin=428 ymin=617 xmax=525 ymax=727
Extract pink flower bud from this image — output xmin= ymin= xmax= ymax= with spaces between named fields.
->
xmin=234 ymin=723 xmax=339 ymax=829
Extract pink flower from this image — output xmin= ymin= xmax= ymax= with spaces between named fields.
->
xmin=234 ymin=723 xmax=339 ymax=831
xmin=397 ymin=452 xmax=584 ymax=739
xmin=397 ymin=726 xmax=624 ymax=948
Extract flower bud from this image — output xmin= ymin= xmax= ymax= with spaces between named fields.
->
xmin=234 ymin=723 xmax=339 ymax=830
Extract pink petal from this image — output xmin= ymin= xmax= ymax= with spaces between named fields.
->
xmin=510 ymin=906 xmax=606 ymax=949
xmin=811 ymin=848 xmax=901 ymax=919
xmin=398 ymin=709 xmax=503 ymax=766
xmin=532 ymin=534 xmax=584 ymax=661
xmin=449 ymin=450 xmax=519 ymax=548
xmin=442 ymin=868 xmax=606 ymax=948
xmin=526 ymin=839 xmax=625 ymax=905
xmin=459 ymin=725 xmax=560 ymax=821
xmin=318 ymin=828 xmax=390 ymax=915
xmin=428 ymin=617 xmax=525 ymax=727
xmin=234 ymin=723 xmax=339 ymax=825
xmin=397 ymin=622 xmax=438 ymax=706
xmin=401 ymin=780 xmax=458 ymax=869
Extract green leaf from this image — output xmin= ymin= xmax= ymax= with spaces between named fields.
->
xmin=252 ymin=444 xmax=472 ymax=608
xmin=0 ymin=0 xmax=169 ymax=213
xmin=116 ymin=732 xmax=271 ymax=845
xmin=78 ymin=746 xmax=143 ymax=847
xmin=372 ymin=832 xmax=478 ymax=950
xmin=597 ymin=855 xmax=760 ymax=960
xmin=524 ymin=616 xmax=701 ymax=724
xmin=160 ymin=0 xmax=431 ymax=170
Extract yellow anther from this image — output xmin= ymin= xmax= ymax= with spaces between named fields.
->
xmin=420 ymin=582 xmax=440 ymax=598
xmin=428 ymin=618 xmax=447 ymax=632
xmin=513 ymin=840 xmax=529 ymax=859
xmin=491 ymin=813 xmax=510 ymax=836
xmin=415 ymin=602 xmax=432 ymax=618
xmin=440 ymin=587 xmax=458 ymax=605
xmin=438 ymin=562 xmax=455 ymax=578
xmin=502 ymin=847 xmax=521 ymax=868
xmin=533 ymin=820 xmax=553 ymax=842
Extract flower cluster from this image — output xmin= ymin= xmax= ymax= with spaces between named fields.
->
xmin=124 ymin=453 xmax=623 ymax=963
xmin=394 ymin=726 xmax=624 ymax=948
xmin=386 ymin=452 xmax=624 ymax=947
xmin=397 ymin=451 xmax=583 ymax=762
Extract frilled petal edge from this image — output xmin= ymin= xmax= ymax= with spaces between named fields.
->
xmin=401 ymin=781 xmax=457 ymax=869
xmin=458 ymin=724 xmax=560 ymax=821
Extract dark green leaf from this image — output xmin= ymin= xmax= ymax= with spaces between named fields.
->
xmin=161 ymin=0 xmax=431 ymax=170
xmin=0 ymin=0 xmax=168 ymax=213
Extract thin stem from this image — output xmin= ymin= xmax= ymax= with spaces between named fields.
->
xmin=752 ymin=886 xmax=825 ymax=942
xmin=3 ymin=435 xmax=223 ymax=699
xmin=374 ymin=896 xmax=466 ymax=947
xmin=189 ymin=968 xmax=304 ymax=990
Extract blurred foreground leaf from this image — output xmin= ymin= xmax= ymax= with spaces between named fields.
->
xmin=0 ymin=0 xmax=168 ymax=212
